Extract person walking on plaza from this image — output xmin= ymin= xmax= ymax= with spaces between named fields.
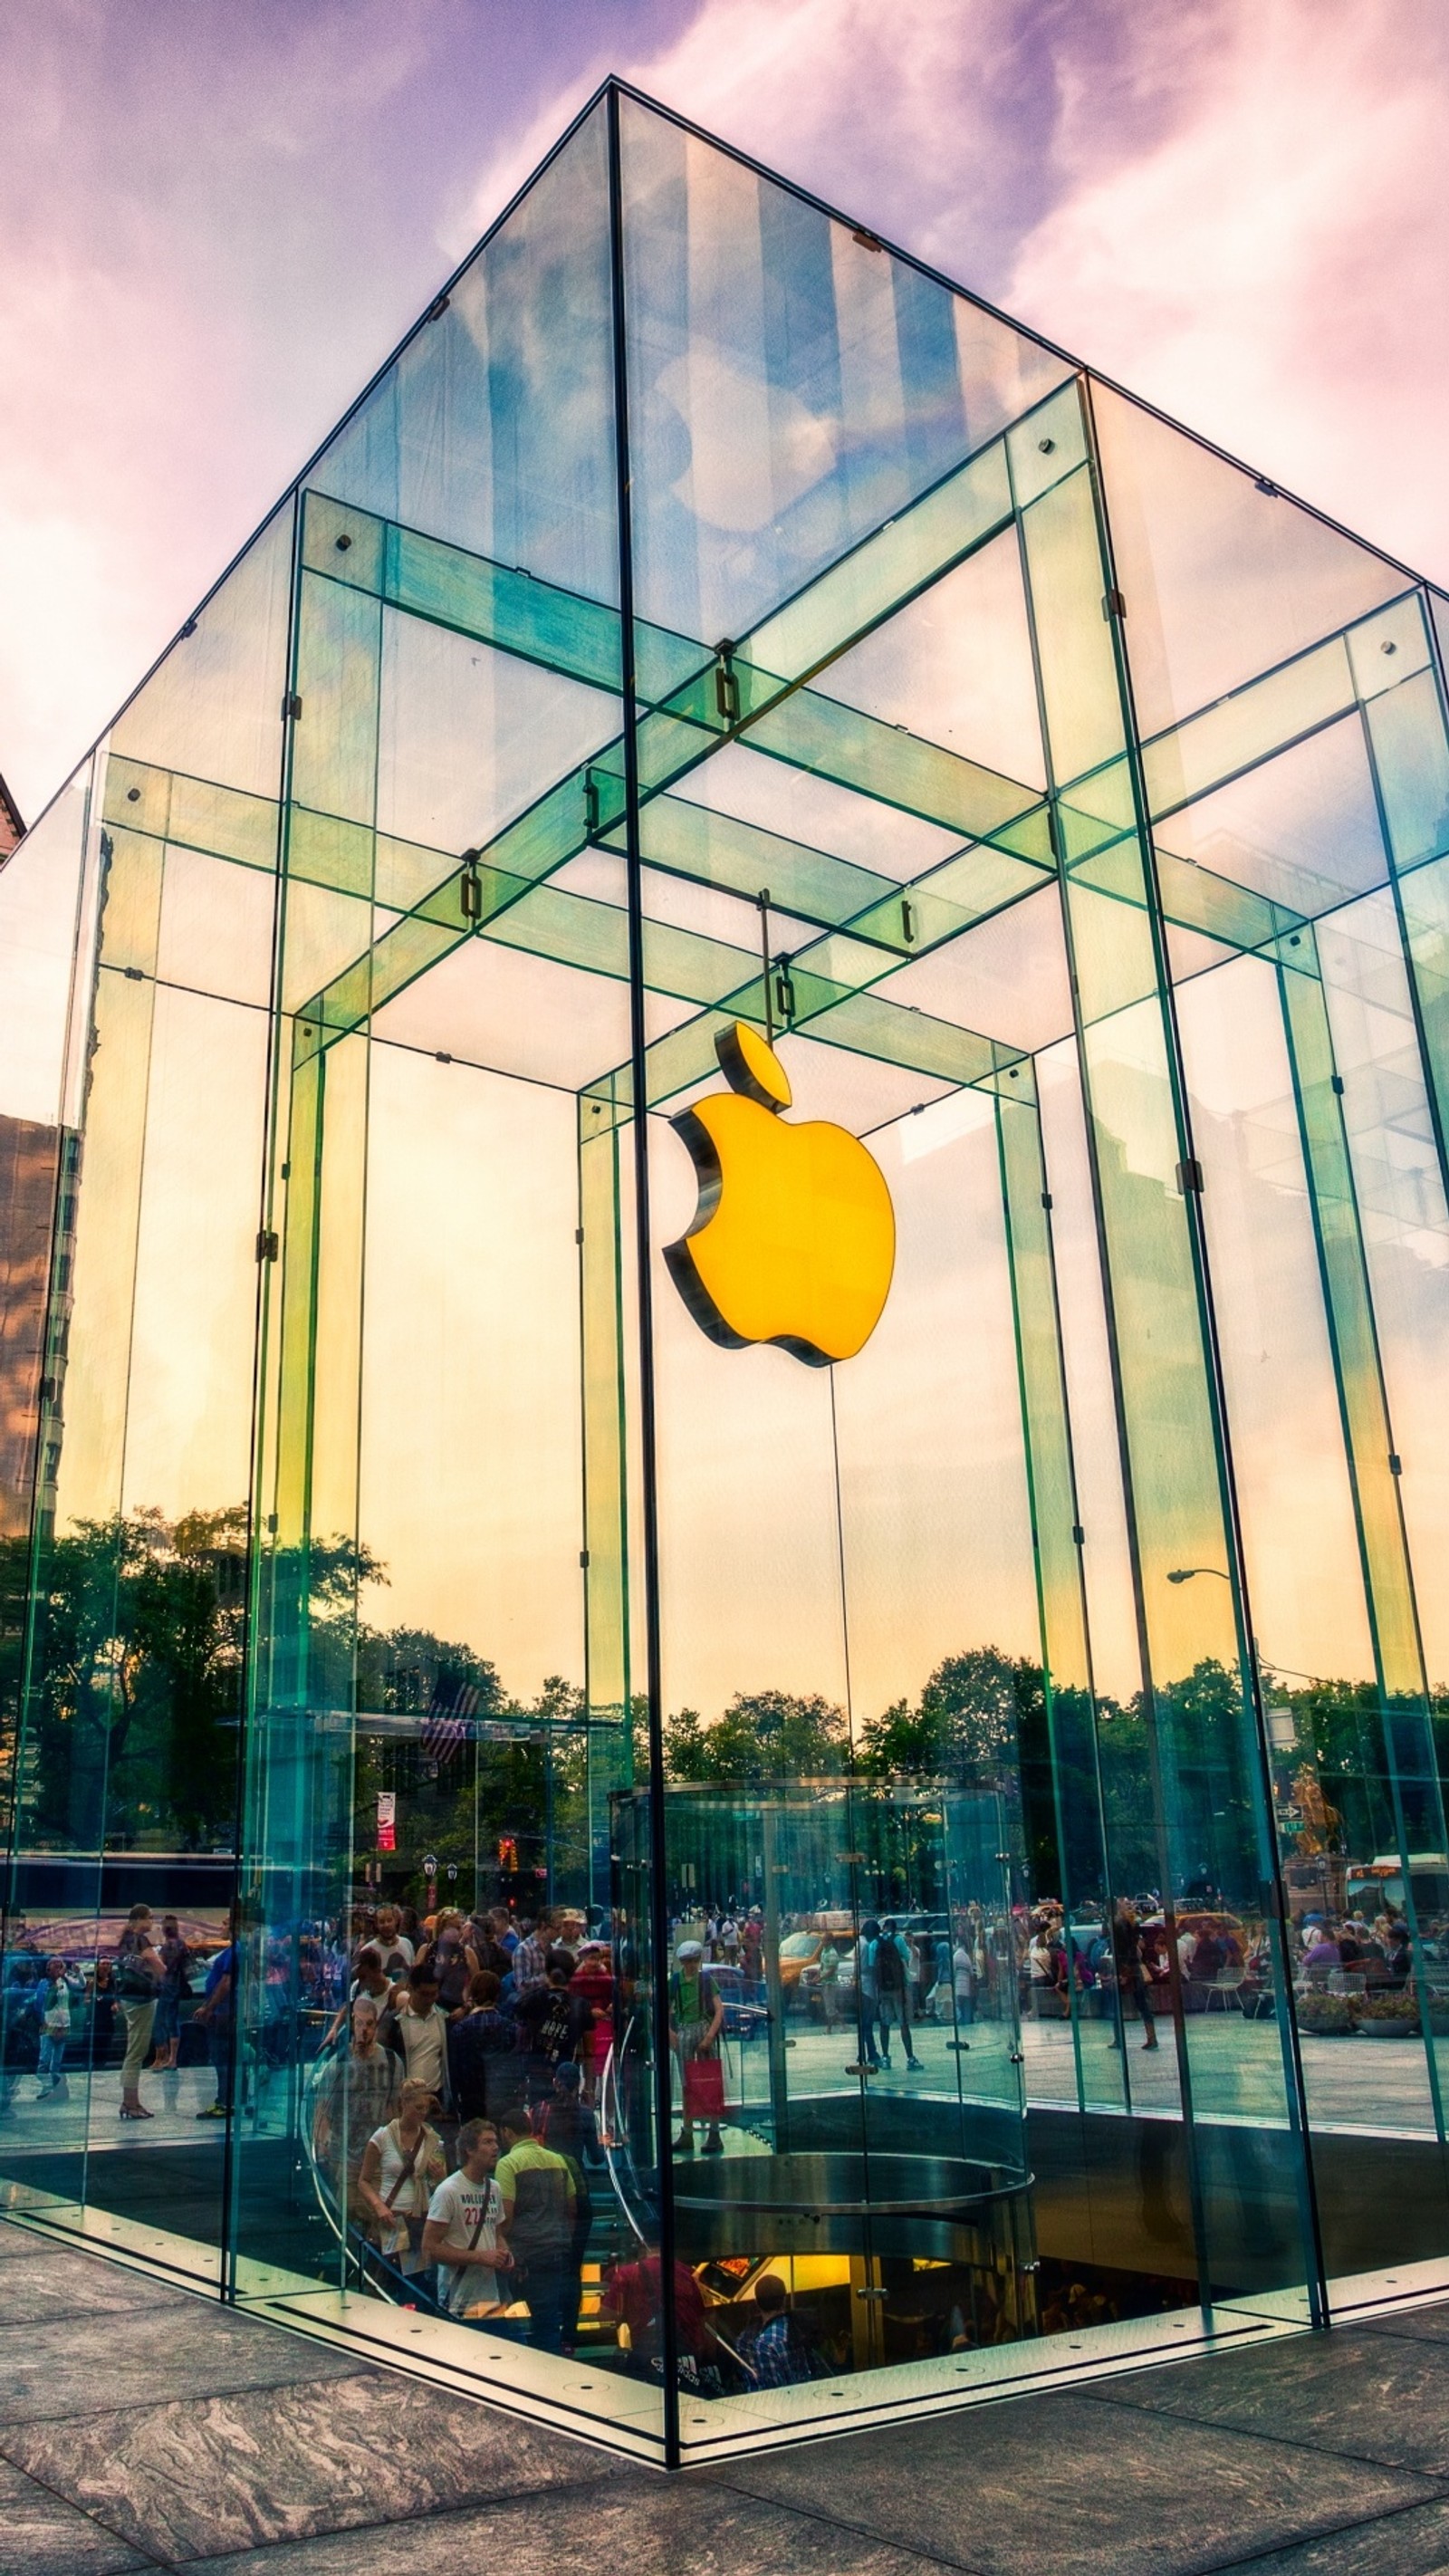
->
xmin=447 ymin=1970 xmax=514 ymax=2124
xmin=35 ymin=1956 xmax=73 ymax=2100
xmin=414 ymin=1910 xmax=478 ymax=2014
xmin=494 ymin=2103 xmax=576 ymax=2351
xmin=1108 ymin=1898 xmax=1159 ymax=2051
xmin=151 ymin=1916 xmax=192 ymax=2073
xmin=513 ymin=1948 xmax=590 ymax=2102
xmin=115 ymin=1905 xmax=165 ymax=2119
xmin=369 ymin=1904 xmax=414 ymax=1977
xmin=847 ymin=1917 xmax=883 ymax=2075
xmin=817 ymin=1934 xmax=842 ymax=2030
xmin=667 ymin=1938 xmax=725 ymax=2153
xmin=508 ymin=1911 xmax=547 ymax=1998
xmin=193 ymin=1928 xmax=237 ymax=2118
xmin=950 ymin=1923 xmax=976 ymax=2050
xmin=322 ymin=1941 xmax=398 ymax=2052
xmin=389 ymin=1965 xmax=451 ymax=2107
xmin=741 ymin=1911 xmax=764 ymax=2004
xmin=874 ymin=1918 xmax=921 ymax=2070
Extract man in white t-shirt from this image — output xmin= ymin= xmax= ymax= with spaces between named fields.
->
xmin=371 ymin=1905 xmax=416 ymax=1977
xmin=422 ymin=2119 xmax=513 ymax=2317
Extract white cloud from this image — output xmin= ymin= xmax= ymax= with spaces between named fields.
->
xmin=9 ymin=0 xmax=1448 ymax=820
xmin=1007 ymin=0 xmax=1449 ymax=579
xmin=494 ymin=0 xmax=1448 ymax=586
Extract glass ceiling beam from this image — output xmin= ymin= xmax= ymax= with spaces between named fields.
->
xmin=286 ymin=440 xmax=1032 ymax=1055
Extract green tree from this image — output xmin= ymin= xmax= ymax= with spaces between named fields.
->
xmin=663 ymin=1687 xmax=848 ymax=1786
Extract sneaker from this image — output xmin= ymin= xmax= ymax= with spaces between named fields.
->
xmin=904 ymin=2058 xmax=924 ymax=2072
xmin=197 ymin=2103 xmax=230 ymax=2119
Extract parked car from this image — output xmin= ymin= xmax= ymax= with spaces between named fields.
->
xmin=704 ymin=1962 xmax=770 ymax=2041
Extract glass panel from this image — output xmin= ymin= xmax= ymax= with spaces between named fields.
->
xmin=316 ymin=109 xmax=618 ymax=605
xmin=219 ymin=101 xmax=668 ymax=2456
xmin=1091 ymin=380 xmax=1406 ymax=739
xmin=619 ymin=89 xmax=1064 ymax=651
xmin=0 ymin=754 xmax=255 ymax=2278
xmin=110 ymin=504 xmax=295 ymax=803
xmin=1021 ymin=393 xmax=1318 ymax=2323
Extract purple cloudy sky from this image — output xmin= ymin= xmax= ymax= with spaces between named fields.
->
xmin=4 ymin=0 xmax=1447 ymax=818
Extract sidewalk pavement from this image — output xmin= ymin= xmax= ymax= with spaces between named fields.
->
xmin=4 ymin=2219 xmax=1449 ymax=2573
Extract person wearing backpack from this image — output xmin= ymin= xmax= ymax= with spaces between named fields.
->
xmin=873 ymin=1918 xmax=921 ymax=2071
xmin=846 ymin=1917 xmax=884 ymax=2076
xmin=494 ymin=2101 xmax=576 ymax=2351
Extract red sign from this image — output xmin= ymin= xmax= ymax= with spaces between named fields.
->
xmin=376 ymin=1792 xmax=397 ymax=1852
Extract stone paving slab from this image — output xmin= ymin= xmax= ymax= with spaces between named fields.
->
xmin=0 ymin=2364 xmax=625 ymax=2563
xmin=1357 ymin=2295 xmax=1449 ymax=2345
xmin=184 ymin=2477 xmax=943 ymax=2576
xmin=0 ymin=2452 xmax=151 ymax=2573
xmin=702 ymin=2391 xmax=1442 ymax=2576
xmin=0 ymin=2300 xmax=366 ymax=2427
xmin=1084 ymin=2323 xmax=1449 ymax=2477
xmin=4 ymin=2218 xmax=1449 ymax=2576
xmin=0 ymin=2241 xmax=198 ymax=2326
xmin=1225 ymin=2497 xmax=1449 ymax=2575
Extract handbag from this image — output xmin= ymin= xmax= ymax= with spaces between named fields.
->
xmin=682 ymin=2053 xmax=725 ymax=2121
xmin=372 ymin=2125 xmax=427 ymax=2253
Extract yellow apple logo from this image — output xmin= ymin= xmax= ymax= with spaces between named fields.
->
xmin=665 ymin=1022 xmax=895 ymax=1366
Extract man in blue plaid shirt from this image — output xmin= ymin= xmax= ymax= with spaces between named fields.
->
xmin=746 ymin=2273 xmax=812 ymax=2385
xmin=511 ymin=1913 xmax=548 ymax=1997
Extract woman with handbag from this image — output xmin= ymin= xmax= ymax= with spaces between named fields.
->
xmin=668 ymin=1938 xmax=725 ymax=2156
xmin=358 ymin=2080 xmax=446 ymax=2277
xmin=113 ymin=1905 xmax=166 ymax=2119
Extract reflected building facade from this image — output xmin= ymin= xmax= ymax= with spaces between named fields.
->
xmin=3 ymin=82 xmax=1449 ymax=2463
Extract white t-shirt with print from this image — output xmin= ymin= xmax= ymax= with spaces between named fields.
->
xmin=427 ymin=2169 xmax=504 ymax=2313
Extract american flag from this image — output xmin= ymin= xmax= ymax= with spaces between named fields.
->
xmin=421 ymin=1681 xmax=482 ymax=1764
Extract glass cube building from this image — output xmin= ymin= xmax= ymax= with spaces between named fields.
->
xmin=4 ymin=79 xmax=1449 ymax=2464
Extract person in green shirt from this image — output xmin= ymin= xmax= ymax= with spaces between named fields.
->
xmin=667 ymin=1937 xmax=724 ymax=2155
xmin=494 ymin=2106 xmax=576 ymax=2352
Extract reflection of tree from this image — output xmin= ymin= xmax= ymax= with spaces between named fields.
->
xmin=8 ymin=1500 xmax=1449 ymax=1922
xmin=13 ymin=1506 xmax=250 ymax=1850
xmin=858 ymin=1648 xmax=1027 ymax=1786
xmin=664 ymin=1689 xmax=848 ymax=1787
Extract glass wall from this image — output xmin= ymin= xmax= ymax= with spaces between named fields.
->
xmin=4 ymin=76 xmax=1449 ymax=2461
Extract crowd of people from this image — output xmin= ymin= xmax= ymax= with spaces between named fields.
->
xmin=306 ymin=1898 xmax=832 ymax=2381
xmin=1015 ymin=1892 xmax=1442 ymax=2033
xmin=8 ymin=1877 xmax=1447 ymax=2394
xmin=309 ymin=1900 xmax=619 ymax=2350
